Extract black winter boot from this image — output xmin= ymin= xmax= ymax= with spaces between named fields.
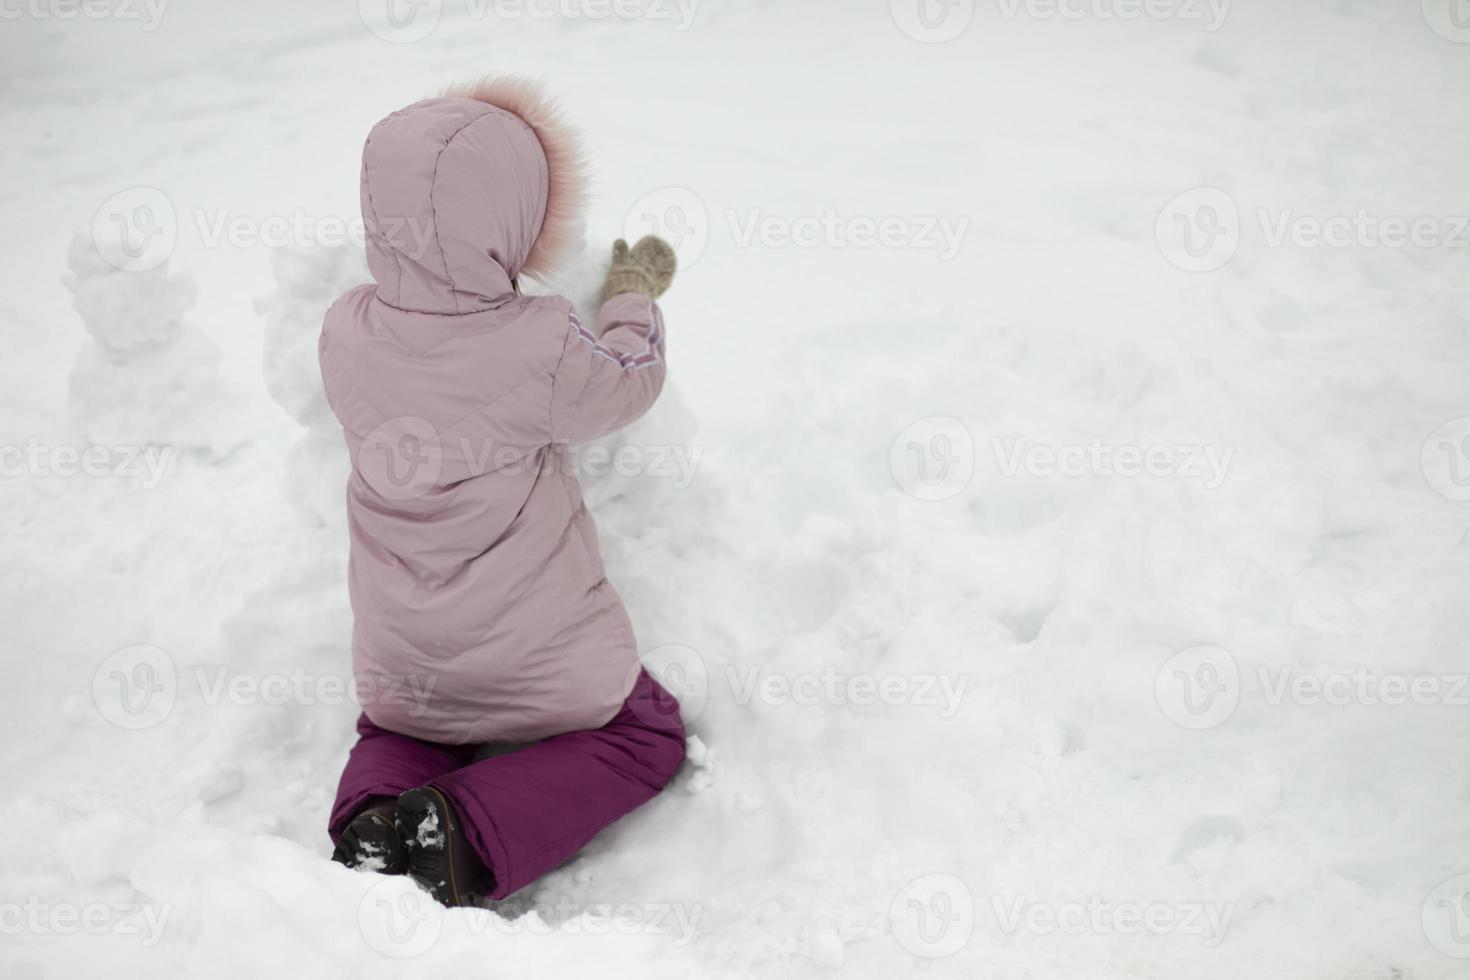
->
xmin=331 ymin=798 xmax=408 ymax=874
xmin=396 ymin=786 xmax=494 ymax=907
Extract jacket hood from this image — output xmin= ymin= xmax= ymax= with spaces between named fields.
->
xmin=360 ymin=77 xmax=587 ymax=315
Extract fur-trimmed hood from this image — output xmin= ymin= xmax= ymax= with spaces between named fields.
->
xmin=360 ymin=77 xmax=586 ymax=315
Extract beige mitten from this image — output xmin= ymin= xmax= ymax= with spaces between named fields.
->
xmin=600 ymin=235 xmax=677 ymax=303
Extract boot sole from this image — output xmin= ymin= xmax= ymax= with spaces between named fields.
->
xmin=397 ymin=787 xmax=467 ymax=907
xmin=331 ymin=811 xmax=408 ymax=875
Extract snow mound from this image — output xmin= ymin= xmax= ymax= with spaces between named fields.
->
xmin=64 ymin=229 xmax=253 ymax=457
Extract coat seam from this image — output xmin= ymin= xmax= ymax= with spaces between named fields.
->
xmin=427 ymin=108 xmax=500 ymax=316
xmin=548 ymin=307 xmax=578 ymax=445
xmin=361 ymin=136 xmax=404 ymax=301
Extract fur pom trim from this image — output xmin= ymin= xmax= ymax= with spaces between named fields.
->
xmin=440 ymin=75 xmax=589 ymax=282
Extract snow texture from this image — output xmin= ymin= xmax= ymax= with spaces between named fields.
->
xmin=2 ymin=2 xmax=1469 ymax=979
xmin=415 ymin=810 xmax=444 ymax=851
xmin=65 ymin=229 xmax=255 ymax=458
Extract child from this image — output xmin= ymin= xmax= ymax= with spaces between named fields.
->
xmin=318 ymin=76 xmax=685 ymax=907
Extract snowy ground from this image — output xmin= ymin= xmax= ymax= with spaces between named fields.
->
xmin=3 ymin=1 xmax=1470 ymax=977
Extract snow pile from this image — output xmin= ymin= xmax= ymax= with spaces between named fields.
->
xmin=256 ymin=245 xmax=365 ymax=528
xmin=64 ymin=228 xmax=253 ymax=458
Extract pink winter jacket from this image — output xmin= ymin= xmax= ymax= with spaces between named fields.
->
xmin=319 ymin=92 xmax=666 ymax=745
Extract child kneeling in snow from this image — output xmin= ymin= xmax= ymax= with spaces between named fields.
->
xmin=318 ymin=77 xmax=684 ymax=907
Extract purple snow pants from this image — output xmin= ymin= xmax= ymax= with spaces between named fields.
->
xmin=328 ymin=670 xmax=685 ymax=900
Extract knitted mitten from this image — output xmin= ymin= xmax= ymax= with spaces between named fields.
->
xmin=600 ymin=235 xmax=677 ymax=303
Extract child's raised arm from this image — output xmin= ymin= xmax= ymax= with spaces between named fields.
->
xmin=550 ymin=236 xmax=676 ymax=443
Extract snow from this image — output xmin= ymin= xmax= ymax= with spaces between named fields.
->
xmin=352 ymin=843 xmax=390 ymax=877
xmin=2 ymin=1 xmax=1470 ymax=978
xmin=414 ymin=810 xmax=444 ymax=851
xmin=65 ymin=228 xmax=258 ymax=460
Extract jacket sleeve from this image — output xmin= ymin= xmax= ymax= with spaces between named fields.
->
xmin=550 ymin=293 xmax=668 ymax=444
